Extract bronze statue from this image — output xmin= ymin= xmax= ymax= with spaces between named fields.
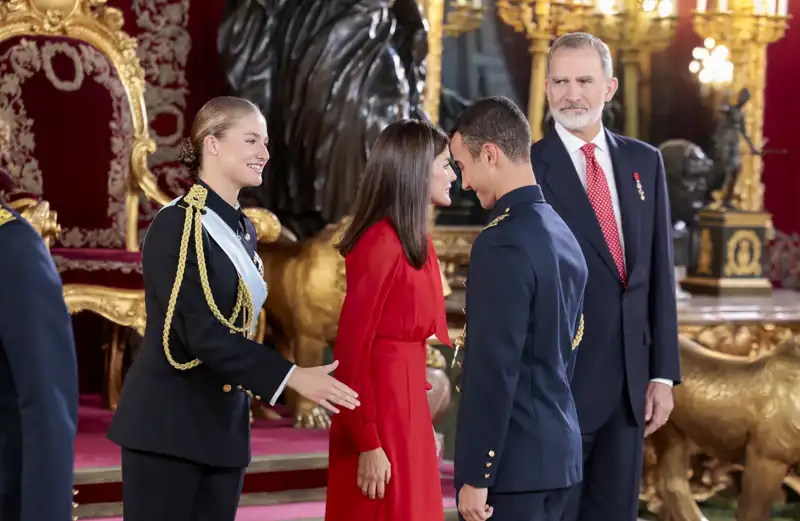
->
xmin=658 ymin=139 xmax=714 ymax=227
xmin=709 ymin=88 xmax=784 ymax=210
xmin=218 ymin=0 xmax=428 ymax=239
xmin=645 ymin=336 xmax=800 ymax=521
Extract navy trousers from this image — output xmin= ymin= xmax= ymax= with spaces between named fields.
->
xmin=560 ymin=398 xmax=645 ymax=521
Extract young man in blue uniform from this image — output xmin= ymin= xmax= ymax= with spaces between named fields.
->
xmin=0 ymin=200 xmax=79 ymax=521
xmin=450 ymin=96 xmax=587 ymax=521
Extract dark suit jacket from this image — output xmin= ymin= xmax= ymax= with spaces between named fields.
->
xmin=107 ymin=181 xmax=294 ymax=468
xmin=454 ymin=185 xmax=587 ymax=493
xmin=0 ymin=201 xmax=78 ymax=521
xmin=531 ymin=129 xmax=682 ymax=433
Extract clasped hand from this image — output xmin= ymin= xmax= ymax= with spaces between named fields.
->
xmin=357 ymin=448 xmax=391 ymax=499
xmin=458 ymin=484 xmax=493 ymax=521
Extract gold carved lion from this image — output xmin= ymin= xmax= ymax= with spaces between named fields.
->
xmin=646 ymin=336 xmax=800 ymax=521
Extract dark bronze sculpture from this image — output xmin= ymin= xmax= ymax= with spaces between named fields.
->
xmin=218 ymin=0 xmax=428 ymax=239
xmin=659 ymin=139 xmax=714 ymax=227
xmin=658 ymin=139 xmax=714 ymax=269
xmin=710 ymin=88 xmax=754 ymax=209
xmin=709 ymin=88 xmax=784 ymax=210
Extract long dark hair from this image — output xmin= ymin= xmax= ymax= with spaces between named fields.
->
xmin=336 ymin=119 xmax=449 ymax=269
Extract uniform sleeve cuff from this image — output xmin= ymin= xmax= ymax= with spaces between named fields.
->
xmin=356 ymin=423 xmax=381 ymax=452
xmin=269 ymin=365 xmax=297 ymax=406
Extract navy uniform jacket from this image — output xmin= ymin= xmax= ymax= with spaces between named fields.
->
xmin=454 ymin=185 xmax=587 ymax=493
xmin=107 ymin=181 xmax=295 ymax=468
xmin=0 ymin=201 xmax=78 ymax=521
xmin=531 ymin=130 xmax=681 ymax=433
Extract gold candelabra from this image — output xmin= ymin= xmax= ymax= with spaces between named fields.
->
xmin=419 ymin=0 xmax=484 ymax=124
xmin=587 ymin=0 xmax=677 ymax=138
xmin=444 ymin=0 xmax=484 ymax=36
xmin=496 ymin=0 xmax=595 ymax=142
xmin=693 ymin=0 xmax=789 ymax=211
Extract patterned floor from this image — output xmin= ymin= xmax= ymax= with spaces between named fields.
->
xmin=639 ymin=505 xmax=800 ymax=521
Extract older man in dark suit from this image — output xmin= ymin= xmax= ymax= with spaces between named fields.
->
xmin=531 ymin=32 xmax=682 ymax=521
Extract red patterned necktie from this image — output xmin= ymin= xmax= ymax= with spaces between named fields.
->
xmin=581 ymin=143 xmax=627 ymax=286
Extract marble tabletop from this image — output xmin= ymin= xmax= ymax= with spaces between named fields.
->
xmin=444 ymin=288 xmax=800 ymax=325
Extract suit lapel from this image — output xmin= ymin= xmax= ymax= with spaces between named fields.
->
xmin=605 ymin=130 xmax=640 ymax=280
xmin=537 ymin=133 xmax=620 ymax=280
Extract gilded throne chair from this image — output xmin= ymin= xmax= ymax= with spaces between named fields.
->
xmin=0 ymin=0 xmax=174 ymax=409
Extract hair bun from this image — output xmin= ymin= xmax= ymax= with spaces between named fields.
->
xmin=178 ymin=137 xmax=199 ymax=171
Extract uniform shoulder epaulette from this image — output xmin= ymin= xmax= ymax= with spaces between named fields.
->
xmin=482 ymin=207 xmax=510 ymax=231
xmin=0 ymin=207 xmax=16 ymax=227
xmin=177 ymin=184 xmax=209 ymax=212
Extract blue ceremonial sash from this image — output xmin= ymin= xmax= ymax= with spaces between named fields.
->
xmin=151 ymin=197 xmax=268 ymax=335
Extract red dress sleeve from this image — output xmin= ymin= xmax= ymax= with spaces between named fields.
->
xmin=333 ymin=224 xmax=402 ymax=452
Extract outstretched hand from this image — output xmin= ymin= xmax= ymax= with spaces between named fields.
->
xmin=286 ymin=360 xmax=360 ymax=414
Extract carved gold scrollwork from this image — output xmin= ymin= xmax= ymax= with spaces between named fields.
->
xmin=6 ymin=197 xmax=60 ymax=249
xmin=62 ymin=283 xmax=146 ymax=336
xmin=724 ymin=229 xmax=762 ymax=277
xmin=679 ymin=322 xmax=798 ymax=358
xmin=432 ymin=225 xmax=481 ymax=287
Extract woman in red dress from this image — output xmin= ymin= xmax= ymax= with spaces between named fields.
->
xmin=325 ymin=119 xmax=456 ymax=521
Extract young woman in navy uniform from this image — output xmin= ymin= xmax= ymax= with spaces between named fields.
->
xmin=107 ymin=96 xmax=360 ymax=521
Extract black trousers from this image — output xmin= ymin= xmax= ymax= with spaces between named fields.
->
xmin=560 ymin=398 xmax=645 ymax=521
xmin=121 ymin=448 xmax=245 ymax=521
xmin=458 ymin=487 xmax=571 ymax=521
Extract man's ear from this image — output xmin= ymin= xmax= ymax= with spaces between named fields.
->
xmin=483 ymin=143 xmax=500 ymax=167
xmin=605 ymin=76 xmax=619 ymax=102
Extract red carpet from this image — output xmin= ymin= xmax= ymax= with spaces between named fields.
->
xmin=75 ymin=395 xmax=328 ymax=470
xmin=92 ymin=495 xmax=458 ymax=520
xmin=74 ymin=395 xmax=457 ymax=518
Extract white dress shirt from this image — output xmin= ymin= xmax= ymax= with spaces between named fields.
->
xmin=553 ymin=122 xmax=672 ymax=389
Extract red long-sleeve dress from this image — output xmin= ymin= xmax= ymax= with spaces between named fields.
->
xmin=325 ymin=219 xmax=451 ymax=521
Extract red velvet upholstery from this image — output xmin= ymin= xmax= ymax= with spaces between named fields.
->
xmin=0 ymin=34 xmax=141 ymax=287
xmin=50 ymin=249 xmax=143 ymax=290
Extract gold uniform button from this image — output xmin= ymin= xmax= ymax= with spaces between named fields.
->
xmin=488 ymin=450 xmax=495 ymax=457
xmin=484 ymin=473 xmax=490 ymax=478
xmin=255 ymin=395 xmax=262 ymax=401
xmin=485 ymin=462 xmax=492 ymax=468
xmin=222 ymin=384 xmax=232 ymax=393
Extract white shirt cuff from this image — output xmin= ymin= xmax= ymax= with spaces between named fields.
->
xmin=650 ymin=378 xmax=673 ymax=387
xmin=269 ymin=364 xmax=297 ymax=406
